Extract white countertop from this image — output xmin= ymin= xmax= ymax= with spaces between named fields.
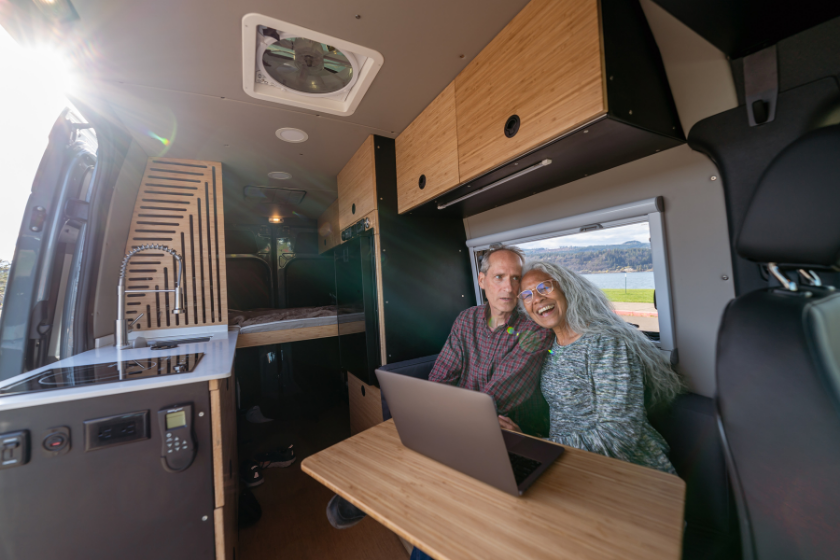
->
xmin=0 ymin=328 xmax=239 ymax=411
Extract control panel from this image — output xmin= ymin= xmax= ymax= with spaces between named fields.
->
xmin=158 ymin=403 xmax=197 ymax=472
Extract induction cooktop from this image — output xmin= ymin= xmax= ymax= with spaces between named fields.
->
xmin=0 ymin=353 xmax=204 ymax=397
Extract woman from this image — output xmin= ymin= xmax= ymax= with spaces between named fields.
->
xmin=498 ymin=261 xmax=682 ymax=473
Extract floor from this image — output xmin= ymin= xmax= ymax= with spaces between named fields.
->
xmin=237 ymin=400 xmax=410 ymax=560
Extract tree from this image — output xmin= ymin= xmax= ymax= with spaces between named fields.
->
xmin=0 ymin=259 xmax=10 ymax=308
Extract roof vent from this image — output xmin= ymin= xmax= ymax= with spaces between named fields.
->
xmin=242 ymin=13 xmax=384 ymax=116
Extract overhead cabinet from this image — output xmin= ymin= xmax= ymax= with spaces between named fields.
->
xmin=395 ymin=83 xmax=460 ymax=214
xmin=317 ymin=200 xmax=340 ymax=254
xmin=395 ymin=0 xmax=684 ymax=217
xmin=455 ymin=0 xmax=605 ymax=183
xmin=337 ymin=135 xmax=378 ymax=230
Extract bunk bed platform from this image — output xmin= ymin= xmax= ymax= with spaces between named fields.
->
xmin=231 ymin=307 xmax=365 ymax=349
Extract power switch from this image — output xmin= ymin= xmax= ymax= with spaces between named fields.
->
xmin=0 ymin=430 xmax=30 ymax=469
xmin=42 ymin=426 xmax=71 ymax=457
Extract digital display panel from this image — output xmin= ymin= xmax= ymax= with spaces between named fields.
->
xmin=166 ymin=410 xmax=186 ymax=430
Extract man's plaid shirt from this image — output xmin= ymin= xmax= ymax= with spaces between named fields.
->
xmin=429 ymin=304 xmax=552 ymax=418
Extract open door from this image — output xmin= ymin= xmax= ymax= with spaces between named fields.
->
xmin=0 ymin=108 xmax=97 ymax=379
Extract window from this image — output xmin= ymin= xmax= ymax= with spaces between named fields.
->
xmin=467 ymin=198 xmax=675 ymax=355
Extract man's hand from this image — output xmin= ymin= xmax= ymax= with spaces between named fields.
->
xmin=498 ymin=415 xmax=522 ymax=433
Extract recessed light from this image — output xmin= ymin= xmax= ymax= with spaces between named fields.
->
xmin=268 ymin=171 xmax=292 ymax=180
xmin=276 ymin=128 xmax=309 ymax=143
xmin=269 ymin=216 xmax=283 ymax=223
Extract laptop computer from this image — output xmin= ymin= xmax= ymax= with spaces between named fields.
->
xmin=375 ymin=369 xmax=564 ymax=496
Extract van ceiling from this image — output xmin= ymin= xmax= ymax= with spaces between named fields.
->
xmin=58 ymin=0 xmax=529 ymax=222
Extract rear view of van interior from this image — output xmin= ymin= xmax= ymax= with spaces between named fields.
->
xmin=1 ymin=0 xmax=839 ymax=559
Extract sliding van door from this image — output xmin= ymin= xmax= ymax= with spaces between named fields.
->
xmin=0 ymin=109 xmax=97 ymax=379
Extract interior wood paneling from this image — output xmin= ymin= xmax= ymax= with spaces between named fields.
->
xmin=210 ymin=375 xmax=238 ymax=560
xmin=395 ymin=82 xmax=460 ymax=213
xmin=338 ymin=136 xmax=377 ymax=230
xmin=303 ymin=420 xmax=686 ymax=560
xmin=317 ymin=200 xmax=341 ymax=254
xmin=348 ymin=372 xmax=383 ymax=436
xmin=235 ymin=322 xmax=366 ymax=349
xmin=122 ymin=157 xmax=228 ymax=332
xmin=455 ymin=0 xmax=606 ymax=182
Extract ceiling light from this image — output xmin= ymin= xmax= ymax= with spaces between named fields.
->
xmin=268 ymin=171 xmax=292 ymax=180
xmin=276 ymin=128 xmax=308 ymax=143
xmin=269 ymin=216 xmax=283 ymax=223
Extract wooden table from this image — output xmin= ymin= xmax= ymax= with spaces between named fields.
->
xmin=302 ymin=420 xmax=686 ymax=560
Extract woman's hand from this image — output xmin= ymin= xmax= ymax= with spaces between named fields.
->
xmin=498 ymin=415 xmax=522 ymax=433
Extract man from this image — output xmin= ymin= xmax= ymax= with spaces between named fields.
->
xmin=327 ymin=246 xmax=552 ymax=530
xmin=428 ymin=246 xmax=552 ymax=429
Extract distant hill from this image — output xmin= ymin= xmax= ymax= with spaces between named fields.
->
xmin=521 ymin=241 xmax=652 ymax=274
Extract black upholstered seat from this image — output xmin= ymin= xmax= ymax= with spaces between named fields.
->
xmin=716 ymin=125 xmax=840 ymax=560
xmin=225 ymin=229 xmax=272 ymax=311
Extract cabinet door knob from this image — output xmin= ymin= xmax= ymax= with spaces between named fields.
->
xmin=361 ymin=385 xmax=366 ymax=397
xmin=352 ymin=203 xmax=356 ymax=214
xmin=419 ymin=174 xmax=426 ymax=190
xmin=504 ymin=114 xmax=521 ymax=138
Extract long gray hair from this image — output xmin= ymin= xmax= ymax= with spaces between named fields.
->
xmin=521 ymin=261 xmax=683 ymax=408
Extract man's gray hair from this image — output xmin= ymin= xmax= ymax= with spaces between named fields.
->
xmin=479 ymin=245 xmax=525 ymax=274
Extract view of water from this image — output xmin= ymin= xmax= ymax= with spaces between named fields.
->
xmin=582 ymin=271 xmax=655 ymax=290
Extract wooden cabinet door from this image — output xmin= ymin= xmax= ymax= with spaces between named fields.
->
xmin=455 ymin=0 xmax=606 ymax=183
xmin=348 ymin=372 xmax=383 ymax=436
xmin=338 ymin=135 xmax=377 ymax=230
xmin=317 ymin=199 xmax=340 ymax=254
xmin=395 ymin=82 xmax=460 ymax=213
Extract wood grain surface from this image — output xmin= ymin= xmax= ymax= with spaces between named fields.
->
xmin=455 ymin=0 xmax=606 ymax=182
xmin=317 ymin=199 xmax=341 ymax=254
xmin=210 ymin=374 xmax=238 ymax=560
xmin=396 ymin=82 xmax=460 ymax=213
xmin=348 ymin=373 xmax=384 ymax=436
xmin=235 ymin=322 xmax=365 ymax=349
xmin=122 ymin=157 xmax=228 ymax=333
xmin=338 ymin=135 xmax=377 ymax=230
xmin=303 ymin=420 xmax=686 ymax=560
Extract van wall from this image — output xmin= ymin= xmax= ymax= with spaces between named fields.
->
xmin=462 ymin=145 xmax=734 ymax=397
xmin=91 ymin=140 xmax=148 ymax=340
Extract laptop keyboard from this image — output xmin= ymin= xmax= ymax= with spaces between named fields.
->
xmin=508 ymin=452 xmax=542 ymax=485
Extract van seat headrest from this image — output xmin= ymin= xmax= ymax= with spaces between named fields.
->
xmin=737 ymin=125 xmax=840 ymax=268
xmin=225 ymin=229 xmax=259 ymax=254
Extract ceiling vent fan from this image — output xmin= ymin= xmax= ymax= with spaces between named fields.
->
xmin=241 ymin=13 xmax=384 ymax=116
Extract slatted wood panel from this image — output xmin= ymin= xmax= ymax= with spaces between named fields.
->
xmin=123 ymin=157 xmax=228 ymax=332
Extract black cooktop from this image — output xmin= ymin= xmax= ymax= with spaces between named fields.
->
xmin=0 ymin=353 xmax=204 ymax=397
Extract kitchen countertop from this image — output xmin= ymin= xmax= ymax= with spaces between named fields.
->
xmin=0 ymin=328 xmax=238 ymax=411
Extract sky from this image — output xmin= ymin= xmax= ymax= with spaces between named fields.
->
xmin=0 ymin=24 xmax=72 ymax=264
xmin=518 ymin=222 xmax=651 ymax=250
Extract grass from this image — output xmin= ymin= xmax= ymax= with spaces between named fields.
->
xmin=601 ymin=289 xmax=654 ymax=303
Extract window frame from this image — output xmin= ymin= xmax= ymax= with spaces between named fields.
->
xmin=465 ymin=197 xmax=676 ymax=356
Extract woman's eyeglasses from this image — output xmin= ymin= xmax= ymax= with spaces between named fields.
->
xmin=518 ymin=280 xmax=555 ymax=302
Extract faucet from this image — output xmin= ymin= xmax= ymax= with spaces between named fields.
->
xmin=116 ymin=244 xmax=184 ymax=348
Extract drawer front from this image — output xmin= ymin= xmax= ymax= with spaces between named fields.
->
xmin=338 ymin=135 xmax=377 ymax=230
xmin=348 ymin=372 xmax=383 ymax=436
xmin=455 ymin=0 xmax=606 ymax=183
xmin=396 ymin=82 xmax=460 ymax=213
xmin=318 ymin=200 xmax=341 ymax=254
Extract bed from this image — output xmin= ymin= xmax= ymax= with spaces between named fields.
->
xmin=230 ymin=306 xmax=366 ymax=348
